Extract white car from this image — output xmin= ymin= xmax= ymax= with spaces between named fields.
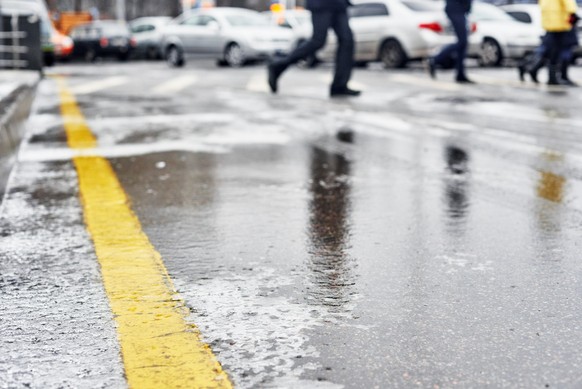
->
xmin=468 ymin=2 xmax=542 ymax=67
xmin=319 ymin=0 xmax=456 ymax=68
xmin=130 ymin=17 xmax=172 ymax=59
xmin=501 ymin=3 xmax=582 ymax=60
xmin=263 ymin=9 xmax=313 ymax=46
xmin=161 ymin=8 xmax=294 ymax=67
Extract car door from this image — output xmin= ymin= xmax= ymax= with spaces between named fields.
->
xmin=196 ymin=15 xmax=223 ymax=54
xmin=349 ymin=2 xmax=391 ymax=60
xmin=176 ymin=14 xmax=207 ymax=53
xmin=131 ymin=23 xmax=155 ymax=47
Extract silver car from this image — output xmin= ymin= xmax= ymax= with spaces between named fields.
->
xmin=161 ymin=8 xmax=294 ymax=67
xmin=130 ymin=17 xmax=172 ymax=60
xmin=468 ymin=2 xmax=542 ymax=67
xmin=317 ymin=0 xmax=456 ymax=68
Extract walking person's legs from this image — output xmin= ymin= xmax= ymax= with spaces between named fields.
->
xmin=518 ymin=43 xmax=547 ymax=83
xmin=428 ymin=11 xmax=472 ymax=83
xmin=546 ymin=32 xmax=566 ymax=85
xmin=267 ymin=11 xmax=333 ymax=93
xmin=449 ymin=13 xmax=470 ymax=82
xmin=329 ymin=10 xmax=359 ymax=96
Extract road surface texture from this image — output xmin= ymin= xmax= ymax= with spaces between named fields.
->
xmin=1 ymin=60 xmax=582 ymax=388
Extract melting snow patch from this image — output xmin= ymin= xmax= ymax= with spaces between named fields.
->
xmin=175 ymin=266 xmax=345 ymax=389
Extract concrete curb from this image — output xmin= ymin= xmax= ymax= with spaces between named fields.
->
xmin=0 ymin=71 xmax=40 ymax=200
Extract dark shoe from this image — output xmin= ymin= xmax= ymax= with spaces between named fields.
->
xmin=529 ymin=69 xmax=540 ymax=84
xmin=426 ymin=58 xmax=436 ymax=79
xmin=267 ymin=62 xmax=285 ymax=94
xmin=560 ymin=62 xmax=577 ymax=86
xmin=330 ymin=87 xmax=361 ymax=98
xmin=560 ymin=78 xmax=578 ymax=87
xmin=548 ymin=64 xmax=560 ymax=85
xmin=455 ymin=76 xmax=475 ymax=84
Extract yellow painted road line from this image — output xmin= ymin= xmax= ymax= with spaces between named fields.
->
xmin=55 ymin=76 xmax=233 ymax=389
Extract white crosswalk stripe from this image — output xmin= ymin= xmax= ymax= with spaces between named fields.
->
xmin=152 ymin=75 xmax=198 ymax=94
xmin=246 ymin=73 xmax=270 ymax=92
xmin=70 ymin=76 xmax=129 ymax=95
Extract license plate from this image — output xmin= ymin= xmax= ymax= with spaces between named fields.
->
xmin=112 ymin=38 xmax=125 ymax=46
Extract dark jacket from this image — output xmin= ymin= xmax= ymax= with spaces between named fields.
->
xmin=306 ymin=0 xmax=351 ymax=11
xmin=445 ymin=0 xmax=471 ymax=14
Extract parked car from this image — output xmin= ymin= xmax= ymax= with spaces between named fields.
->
xmin=501 ymin=3 xmax=582 ymax=60
xmin=468 ymin=2 xmax=542 ymax=66
xmin=314 ymin=0 xmax=457 ymax=68
xmin=263 ymin=9 xmax=313 ymax=46
xmin=161 ymin=8 xmax=294 ymax=67
xmin=52 ymin=30 xmax=74 ymax=61
xmin=130 ymin=16 xmax=172 ymax=59
xmin=1 ymin=0 xmax=56 ymax=66
xmin=69 ymin=21 xmax=136 ymax=62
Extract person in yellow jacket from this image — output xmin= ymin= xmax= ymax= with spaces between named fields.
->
xmin=540 ymin=0 xmax=578 ymax=84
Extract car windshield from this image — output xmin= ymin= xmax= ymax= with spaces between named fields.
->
xmin=472 ymin=3 xmax=515 ymax=21
xmin=224 ymin=12 xmax=269 ymax=27
xmin=402 ymin=1 xmax=443 ymax=12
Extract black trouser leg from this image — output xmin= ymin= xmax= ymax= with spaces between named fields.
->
xmin=330 ymin=10 xmax=354 ymax=90
xmin=278 ymin=11 xmax=332 ymax=67
xmin=546 ymin=32 xmax=567 ymax=85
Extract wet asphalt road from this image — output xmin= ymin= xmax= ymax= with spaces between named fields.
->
xmin=2 ymin=59 xmax=582 ymax=388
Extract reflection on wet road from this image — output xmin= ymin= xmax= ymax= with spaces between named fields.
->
xmin=3 ymin=62 xmax=582 ymax=388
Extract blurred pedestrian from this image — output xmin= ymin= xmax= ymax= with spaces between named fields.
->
xmin=522 ymin=26 xmax=580 ymax=85
xmin=518 ymin=26 xmax=578 ymax=85
xmin=559 ymin=26 xmax=579 ymax=85
xmin=427 ymin=0 xmax=474 ymax=83
xmin=267 ymin=0 xmax=360 ymax=98
xmin=539 ymin=0 xmax=578 ymax=85
xmin=517 ymin=37 xmax=548 ymax=84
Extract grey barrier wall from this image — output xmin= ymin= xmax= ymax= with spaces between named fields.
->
xmin=0 ymin=79 xmax=37 ymax=201
xmin=0 ymin=13 xmax=42 ymax=71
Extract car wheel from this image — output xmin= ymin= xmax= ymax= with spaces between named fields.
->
xmin=380 ymin=39 xmax=408 ymax=69
xmin=478 ymin=38 xmax=503 ymax=67
xmin=224 ymin=43 xmax=245 ymax=67
xmin=166 ymin=45 xmax=184 ymax=68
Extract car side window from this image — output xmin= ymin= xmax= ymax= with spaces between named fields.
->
xmin=199 ymin=15 xmax=211 ymax=26
xmin=350 ymin=3 xmax=389 ymax=18
xmin=131 ymin=24 xmax=143 ymax=33
xmin=183 ymin=15 xmax=203 ymax=26
xmin=507 ymin=11 xmax=532 ymax=23
xmin=196 ymin=15 xmax=218 ymax=27
xmin=135 ymin=24 xmax=155 ymax=33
